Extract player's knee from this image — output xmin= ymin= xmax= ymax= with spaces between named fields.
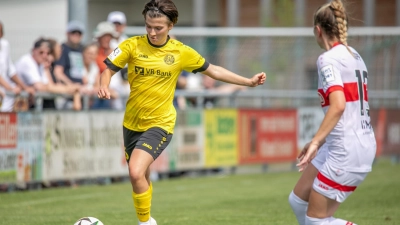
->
xmin=129 ymin=168 xmax=146 ymax=183
xmin=289 ymin=190 xmax=308 ymax=209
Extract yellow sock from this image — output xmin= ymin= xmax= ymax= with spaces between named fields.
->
xmin=132 ymin=184 xmax=152 ymax=222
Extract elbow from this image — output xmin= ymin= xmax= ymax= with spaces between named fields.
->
xmin=332 ymin=102 xmax=345 ymax=116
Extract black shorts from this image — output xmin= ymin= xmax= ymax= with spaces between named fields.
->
xmin=123 ymin=126 xmax=173 ymax=162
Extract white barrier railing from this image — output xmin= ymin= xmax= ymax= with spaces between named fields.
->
xmin=4 ymin=89 xmax=400 ymax=111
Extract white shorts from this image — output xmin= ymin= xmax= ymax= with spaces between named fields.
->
xmin=311 ymin=144 xmax=368 ymax=203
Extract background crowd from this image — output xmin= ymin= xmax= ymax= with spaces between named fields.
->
xmin=0 ymin=11 xmax=246 ymax=112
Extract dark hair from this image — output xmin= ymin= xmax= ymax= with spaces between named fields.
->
xmin=142 ymin=0 xmax=179 ymax=25
xmin=47 ymin=38 xmax=61 ymax=60
xmin=33 ymin=38 xmax=50 ymax=49
xmin=314 ymin=0 xmax=349 ymax=45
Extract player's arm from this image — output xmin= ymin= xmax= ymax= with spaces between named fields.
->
xmin=98 ymin=68 xmax=117 ymax=99
xmin=201 ymin=64 xmax=265 ymax=87
xmin=311 ymin=90 xmax=345 ymax=146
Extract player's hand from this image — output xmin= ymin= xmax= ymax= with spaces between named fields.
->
xmin=97 ymin=86 xmax=111 ymax=99
xmin=296 ymin=142 xmax=319 ymax=172
xmin=249 ymin=72 xmax=266 ymax=87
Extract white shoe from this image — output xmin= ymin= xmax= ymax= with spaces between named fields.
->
xmin=138 ymin=217 xmax=157 ymax=225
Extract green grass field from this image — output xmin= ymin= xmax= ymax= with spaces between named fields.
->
xmin=0 ymin=159 xmax=399 ymax=225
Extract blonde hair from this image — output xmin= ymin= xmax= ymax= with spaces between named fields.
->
xmin=314 ymin=0 xmax=352 ymax=55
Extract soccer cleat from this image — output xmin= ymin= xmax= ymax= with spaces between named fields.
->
xmin=138 ymin=217 xmax=157 ymax=225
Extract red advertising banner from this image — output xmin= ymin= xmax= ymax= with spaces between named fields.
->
xmin=370 ymin=109 xmax=400 ymax=156
xmin=0 ymin=113 xmax=17 ymax=149
xmin=238 ymin=109 xmax=298 ymax=164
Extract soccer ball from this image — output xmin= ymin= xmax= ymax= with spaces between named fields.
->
xmin=74 ymin=217 xmax=104 ymax=225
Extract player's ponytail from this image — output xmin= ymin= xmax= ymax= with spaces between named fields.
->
xmin=314 ymin=0 xmax=353 ymax=56
xmin=330 ymin=0 xmax=349 ymax=46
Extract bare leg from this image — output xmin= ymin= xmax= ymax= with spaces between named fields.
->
xmin=307 ymin=189 xmax=341 ymax=219
xmin=293 ymin=163 xmax=319 ymax=201
xmin=128 ymin=149 xmax=154 ymax=193
xmin=289 ymin=164 xmax=319 ymax=225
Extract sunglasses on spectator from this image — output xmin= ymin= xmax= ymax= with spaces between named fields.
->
xmin=39 ymin=51 xmax=50 ymax=55
xmin=113 ymin=22 xmax=123 ymax=26
xmin=70 ymin=30 xmax=82 ymax=35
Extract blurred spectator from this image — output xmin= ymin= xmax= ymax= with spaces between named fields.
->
xmin=0 ymin=21 xmax=35 ymax=112
xmin=92 ymin=21 xmax=119 ymax=109
xmin=94 ymin=21 xmax=118 ymax=73
xmin=109 ymin=67 xmax=130 ymax=110
xmin=54 ymin=20 xmax=85 ymax=85
xmin=81 ymin=43 xmax=101 ymax=109
xmin=107 ymin=11 xmax=128 ymax=49
xmin=16 ymin=38 xmax=81 ymax=111
xmin=173 ymin=70 xmax=189 ymax=110
xmin=106 ymin=12 xmax=130 ymax=110
xmin=82 ymin=43 xmax=100 ymax=93
xmin=185 ymin=73 xmax=247 ymax=108
xmin=201 ymin=75 xmax=247 ymax=108
xmin=53 ymin=20 xmax=85 ymax=109
xmin=47 ymin=38 xmax=62 ymax=83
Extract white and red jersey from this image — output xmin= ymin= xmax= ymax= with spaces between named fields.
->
xmin=317 ymin=44 xmax=376 ymax=173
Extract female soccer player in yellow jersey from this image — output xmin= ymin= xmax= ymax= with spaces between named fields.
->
xmin=97 ymin=0 xmax=266 ymax=224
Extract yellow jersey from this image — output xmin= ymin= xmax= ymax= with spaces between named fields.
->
xmin=104 ymin=35 xmax=209 ymax=133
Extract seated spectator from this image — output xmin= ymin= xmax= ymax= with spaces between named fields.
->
xmin=201 ymin=75 xmax=247 ymax=108
xmin=185 ymin=73 xmax=247 ymax=108
xmin=54 ymin=21 xmax=85 ymax=110
xmin=92 ymin=21 xmax=120 ymax=109
xmin=173 ymin=70 xmax=189 ymax=110
xmin=82 ymin=43 xmax=100 ymax=92
xmin=107 ymin=11 xmax=129 ymax=49
xmin=54 ymin=20 xmax=85 ymax=85
xmin=47 ymin=38 xmax=62 ymax=84
xmin=94 ymin=21 xmax=118 ymax=73
xmin=16 ymin=38 xmax=81 ymax=110
xmin=0 ymin=20 xmax=35 ymax=112
xmin=81 ymin=43 xmax=102 ymax=108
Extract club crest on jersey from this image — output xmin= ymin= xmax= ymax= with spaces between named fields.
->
xmin=164 ymin=54 xmax=175 ymax=65
xmin=318 ymin=90 xmax=326 ymax=106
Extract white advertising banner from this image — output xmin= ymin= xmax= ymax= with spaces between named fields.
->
xmin=42 ymin=112 xmax=91 ymax=180
xmin=88 ymin=111 xmax=127 ymax=177
xmin=297 ymin=107 xmax=325 ymax=150
xmin=42 ymin=112 xmax=127 ymax=181
xmin=174 ymin=110 xmax=204 ymax=170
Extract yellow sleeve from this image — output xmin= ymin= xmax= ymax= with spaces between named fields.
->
xmin=181 ymin=45 xmax=209 ymax=73
xmin=103 ymin=39 xmax=134 ymax=72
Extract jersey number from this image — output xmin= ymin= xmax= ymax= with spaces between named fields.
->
xmin=355 ymin=70 xmax=368 ymax=116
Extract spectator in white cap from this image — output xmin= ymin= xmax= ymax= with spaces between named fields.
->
xmin=94 ymin=21 xmax=118 ymax=73
xmin=107 ymin=11 xmax=128 ymax=49
xmin=91 ymin=21 xmax=120 ymax=109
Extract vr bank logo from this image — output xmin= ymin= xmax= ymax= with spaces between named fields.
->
xmin=135 ymin=66 xmax=145 ymax=75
